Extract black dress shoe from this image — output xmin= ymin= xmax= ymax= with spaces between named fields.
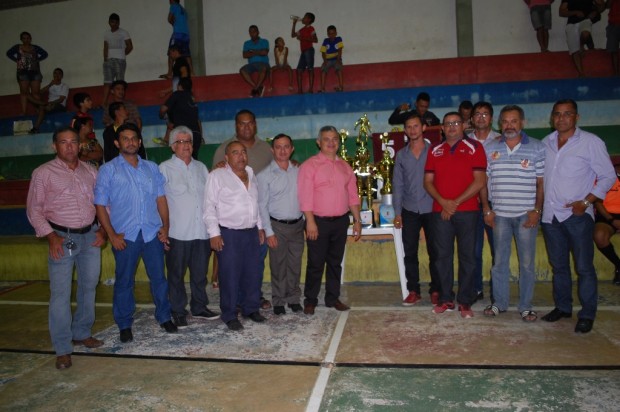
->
xmin=575 ymin=318 xmax=594 ymax=333
xmin=172 ymin=313 xmax=188 ymax=327
xmin=273 ymin=306 xmax=286 ymax=315
xmin=245 ymin=311 xmax=266 ymax=322
xmin=119 ymin=328 xmax=133 ymax=343
xmin=288 ymin=303 xmax=303 ymax=313
xmin=192 ymin=308 xmax=220 ymax=320
xmin=473 ymin=291 xmax=484 ymax=303
xmin=541 ymin=308 xmax=572 ymax=322
xmin=161 ymin=320 xmax=178 ymax=333
xmin=614 ymin=268 xmax=620 ymax=285
xmin=226 ymin=319 xmax=244 ymax=331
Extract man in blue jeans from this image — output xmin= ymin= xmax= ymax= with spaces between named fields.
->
xmin=27 ymin=127 xmax=107 ymax=370
xmin=541 ymin=99 xmax=615 ymax=333
xmin=95 ymin=123 xmax=177 ymax=343
xmin=480 ymin=105 xmax=545 ymax=322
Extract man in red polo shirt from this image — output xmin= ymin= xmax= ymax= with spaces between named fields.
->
xmin=424 ymin=112 xmax=487 ymax=318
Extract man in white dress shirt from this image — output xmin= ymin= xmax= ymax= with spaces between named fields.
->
xmin=203 ymin=141 xmax=266 ymax=331
xmin=159 ymin=126 xmax=220 ymax=327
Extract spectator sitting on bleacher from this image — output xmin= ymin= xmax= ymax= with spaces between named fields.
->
xmin=103 ymin=102 xmax=146 ymax=162
xmin=388 ymin=92 xmax=440 ymax=127
xmin=70 ymin=93 xmax=95 ymax=140
xmin=74 ymin=116 xmax=103 ymax=168
xmin=28 ymin=68 xmax=68 ymax=134
xmin=102 ymin=80 xmax=142 ymax=130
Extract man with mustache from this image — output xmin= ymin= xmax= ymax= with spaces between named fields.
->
xmin=480 ymin=105 xmax=545 ymax=322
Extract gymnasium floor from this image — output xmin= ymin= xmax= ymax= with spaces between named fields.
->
xmin=1 ymin=281 xmax=619 ymax=411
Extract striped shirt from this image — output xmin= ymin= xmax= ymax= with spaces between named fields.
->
xmin=485 ymin=133 xmax=545 ymax=217
xmin=26 ymin=157 xmax=98 ymax=237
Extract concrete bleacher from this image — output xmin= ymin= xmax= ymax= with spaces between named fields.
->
xmin=1 ymin=51 xmax=619 ymax=239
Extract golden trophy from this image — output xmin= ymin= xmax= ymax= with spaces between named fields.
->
xmin=377 ymin=132 xmax=395 ymax=227
xmin=353 ymin=114 xmax=376 ymax=227
xmin=338 ymin=129 xmax=353 ymax=167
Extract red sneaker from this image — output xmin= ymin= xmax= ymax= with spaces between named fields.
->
xmin=402 ymin=291 xmax=421 ymax=306
xmin=459 ymin=304 xmax=474 ymax=318
xmin=430 ymin=291 xmax=440 ymax=306
xmin=432 ymin=301 xmax=455 ymax=314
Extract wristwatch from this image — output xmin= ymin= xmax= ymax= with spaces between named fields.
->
xmin=582 ymin=199 xmax=591 ymax=207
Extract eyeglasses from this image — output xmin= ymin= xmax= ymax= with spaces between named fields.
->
xmin=473 ymin=112 xmax=490 ymax=118
xmin=173 ymin=139 xmax=192 ymax=145
xmin=443 ymin=121 xmax=463 ymax=127
xmin=551 ymin=111 xmax=576 ymax=118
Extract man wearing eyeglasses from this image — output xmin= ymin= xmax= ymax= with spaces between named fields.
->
xmin=159 ymin=126 xmax=220 ymax=327
xmin=540 ymin=99 xmax=615 ymax=333
xmin=424 ymin=112 xmax=487 ymax=319
xmin=95 ymin=123 xmax=177 ymax=343
xmin=468 ymin=101 xmax=502 ymax=302
xmin=27 ymin=127 xmax=107 ymax=370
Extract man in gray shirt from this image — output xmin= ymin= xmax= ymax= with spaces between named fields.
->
xmin=392 ymin=114 xmax=439 ymax=306
xmin=257 ymin=134 xmax=304 ymax=315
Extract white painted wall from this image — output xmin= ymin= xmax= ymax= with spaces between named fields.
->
xmin=0 ymin=0 xmax=610 ymax=97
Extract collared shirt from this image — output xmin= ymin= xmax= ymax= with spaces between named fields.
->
xmin=298 ymin=152 xmax=359 ymax=216
xmin=159 ymin=155 xmax=209 ymax=241
xmin=203 ymin=164 xmax=262 ymax=237
xmin=485 ymin=132 xmax=545 ymax=217
xmin=27 ymin=157 xmax=98 ymax=237
xmin=94 ymin=155 xmax=166 ymax=242
xmin=211 ymin=137 xmax=273 ymax=174
xmin=392 ymin=142 xmax=433 ymax=216
xmin=257 ymin=160 xmax=302 ymax=237
xmin=425 ymin=137 xmax=487 ymax=212
xmin=468 ymin=130 xmax=501 ymax=148
xmin=542 ymin=127 xmax=616 ymax=223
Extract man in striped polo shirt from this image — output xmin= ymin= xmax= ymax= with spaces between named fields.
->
xmin=480 ymin=105 xmax=545 ymax=322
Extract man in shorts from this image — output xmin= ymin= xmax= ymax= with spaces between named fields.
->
xmin=102 ymin=13 xmax=133 ymax=106
xmin=239 ymin=25 xmax=269 ymax=98
xmin=524 ymin=0 xmax=554 ymax=52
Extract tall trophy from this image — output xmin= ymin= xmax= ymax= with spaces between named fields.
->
xmin=377 ymin=132 xmax=395 ymax=227
xmin=353 ymin=114 xmax=376 ymax=227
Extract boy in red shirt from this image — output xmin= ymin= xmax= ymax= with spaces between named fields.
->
xmin=291 ymin=12 xmax=317 ymax=94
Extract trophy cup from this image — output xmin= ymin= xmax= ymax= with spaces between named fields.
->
xmin=338 ymin=129 xmax=353 ymax=167
xmin=377 ymin=133 xmax=395 ymax=227
xmin=353 ymin=114 xmax=376 ymax=227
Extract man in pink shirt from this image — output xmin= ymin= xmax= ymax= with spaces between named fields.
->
xmin=297 ymin=125 xmax=362 ymax=314
xmin=26 ymin=127 xmax=107 ymax=370
xmin=203 ymin=141 xmax=266 ymax=331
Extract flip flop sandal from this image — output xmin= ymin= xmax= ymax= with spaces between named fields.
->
xmin=521 ymin=310 xmax=538 ymax=322
xmin=483 ymin=304 xmax=504 ymax=317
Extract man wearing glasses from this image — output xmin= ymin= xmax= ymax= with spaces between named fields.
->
xmin=468 ymin=101 xmax=502 ymax=302
xmin=541 ymin=99 xmax=615 ymax=333
xmin=423 ymin=112 xmax=487 ymax=319
xmin=159 ymin=126 xmax=220 ymax=327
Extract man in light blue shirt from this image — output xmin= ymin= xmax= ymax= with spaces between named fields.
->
xmin=540 ymin=99 xmax=616 ymax=334
xmin=95 ymin=123 xmax=177 ymax=343
xmin=257 ymin=134 xmax=304 ymax=315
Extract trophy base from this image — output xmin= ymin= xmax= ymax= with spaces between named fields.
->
xmin=360 ymin=209 xmax=374 ymax=228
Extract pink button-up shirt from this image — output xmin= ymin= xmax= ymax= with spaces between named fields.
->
xmin=203 ymin=164 xmax=262 ymax=238
xmin=26 ymin=157 xmax=98 ymax=237
xmin=297 ymin=152 xmax=359 ymax=217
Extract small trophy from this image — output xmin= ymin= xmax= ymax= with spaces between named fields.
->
xmin=377 ymin=133 xmax=395 ymax=227
xmin=338 ymin=129 xmax=353 ymax=166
